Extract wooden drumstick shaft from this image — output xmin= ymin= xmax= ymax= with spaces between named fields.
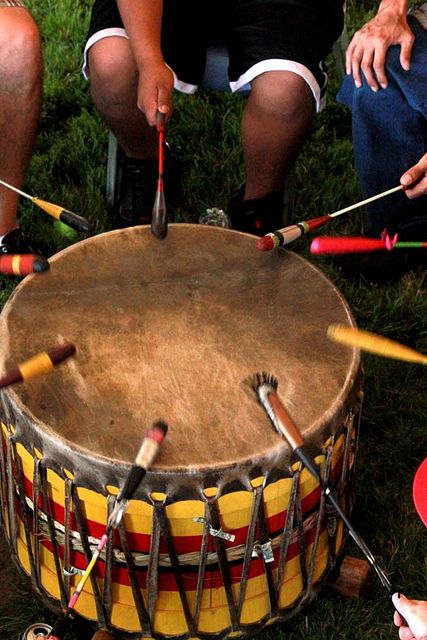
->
xmin=328 ymin=185 xmax=403 ymax=218
xmin=267 ymin=393 xmax=303 ymax=450
xmin=0 ymin=343 xmax=76 ymax=388
xmin=249 ymin=371 xmax=394 ymax=594
xmin=256 ymin=185 xmax=404 ymax=251
xmin=0 ymin=177 xmax=92 ymax=232
xmin=50 ymin=421 xmax=168 ymax=638
xmin=151 ymin=111 xmax=168 ymax=240
xmin=327 ymin=324 xmax=427 ymax=365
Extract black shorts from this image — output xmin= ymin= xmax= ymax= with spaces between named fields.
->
xmin=84 ymin=0 xmax=344 ymax=111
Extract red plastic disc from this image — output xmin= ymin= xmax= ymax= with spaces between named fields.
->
xmin=413 ymin=458 xmax=427 ymax=527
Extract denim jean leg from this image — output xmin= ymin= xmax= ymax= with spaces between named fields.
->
xmin=337 ymin=15 xmax=427 ymax=238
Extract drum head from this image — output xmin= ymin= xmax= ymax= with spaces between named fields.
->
xmin=0 ymin=225 xmax=359 ymax=472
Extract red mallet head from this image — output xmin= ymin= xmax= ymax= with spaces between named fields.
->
xmin=256 ymin=235 xmax=275 ymax=251
xmin=310 ymin=236 xmax=385 ymax=255
xmin=0 ymin=254 xmax=49 ymax=276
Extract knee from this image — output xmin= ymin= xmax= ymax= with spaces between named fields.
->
xmin=0 ymin=10 xmax=42 ymax=86
xmin=250 ymin=71 xmax=314 ymax=122
xmin=88 ymin=38 xmax=138 ymax=108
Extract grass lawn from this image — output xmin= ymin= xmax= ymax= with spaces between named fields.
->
xmin=0 ymin=1 xmax=426 ymax=639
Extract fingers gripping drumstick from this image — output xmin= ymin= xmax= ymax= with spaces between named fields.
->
xmin=248 ymin=372 xmax=394 ymax=594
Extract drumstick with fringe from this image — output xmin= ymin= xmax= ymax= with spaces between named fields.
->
xmin=0 ymin=254 xmax=49 ymax=276
xmin=327 ymin=324 xmax=427 ymax=366
xmin=248 ymin=372 xmax=394 ymax=594
xmin=48 ymin=421 xmax=168 ymax=640
xmin=0 ymin=343 xmax=76 ymax=388
xmin=256 ymin=185 xmax=403 ymax=251
xmin=151 ymin=111 xmax=168 ymax=240
xmin=0 ymin=177 xmax=92 ymax=233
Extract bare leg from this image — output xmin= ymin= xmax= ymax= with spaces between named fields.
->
xmin=0 ymin=8 xmax=42 ymax=235
xmin=88 ymin=37 xmax=157 ymax=160
xmin=241 ymin=70 xmax=315 ymax=200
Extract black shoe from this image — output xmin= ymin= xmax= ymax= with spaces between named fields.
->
xmin=114 ymin=144 xmax=181 ymax=229
xmin=0 ymin=228 xmax=46 ymax=256
xmin=227 ymin=186 xmax=285 ymax=236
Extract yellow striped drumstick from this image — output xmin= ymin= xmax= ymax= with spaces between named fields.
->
xmin=0 ymin=343 xmax=76 ymax=388
xmin=327 ymin=324 xmax=427 ymax=365
xmin=0 ymin=178 xmax=92 ymax=232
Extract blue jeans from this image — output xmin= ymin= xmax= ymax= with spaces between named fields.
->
xmin=337 ymin=14 xmax=427 ymax=239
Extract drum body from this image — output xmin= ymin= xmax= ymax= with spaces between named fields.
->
xmin=0 ymin=225 xmax=362 ymax=639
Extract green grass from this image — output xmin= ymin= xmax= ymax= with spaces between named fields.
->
xmin=0 ymin=1 xmax=426 ymax=639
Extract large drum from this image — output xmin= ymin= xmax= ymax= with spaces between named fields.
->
xmin=0 ymin=225 xmax=362 ymax=639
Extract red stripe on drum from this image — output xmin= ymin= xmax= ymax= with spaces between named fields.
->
xmin=15 ymin=507 xmax=326 ymax=590
xmin=18 ymin=452 xmax=343 ymax=556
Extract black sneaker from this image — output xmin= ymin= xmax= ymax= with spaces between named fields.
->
xmin=114 ymin=145 xmax=181 ymax=229
xmin=0 ymin=228 xmax=46 ymax=256
xmin=227 ymin=186 xmax=285 ymax=236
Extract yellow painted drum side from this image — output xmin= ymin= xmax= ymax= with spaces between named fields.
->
xmin=1 ymin=414 xmax=354 ymax=638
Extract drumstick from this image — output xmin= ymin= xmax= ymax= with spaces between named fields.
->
xmin=310 ymin=236 xmax=427 ymax=255
xmin=151 ymin=111 xmax=168 ymax=240
xmin=248 ymin=371 xmax=394 ymax=594
xmin=256 ymin=185 xmax=404 ymax=251
xmin=0 ymin=343 xmax=76 ymax=388
xmin=0 ymin=177 xmax=93 ymax=233
xmin=327 ymin=324 xmax=427 ymax=366
xmin=108 ymin=419 xmax=168 ymax=528
xmin=0 ymin=254 xmax=49 ymax=276
xmin=48 ymin=421 xmax=168 ymax=640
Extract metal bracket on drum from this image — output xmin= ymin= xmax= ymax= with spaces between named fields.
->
xmin=252 ymin=540 xmax=274 ymax=564
xmin=193 ymin=517 xmax=236 ymax=542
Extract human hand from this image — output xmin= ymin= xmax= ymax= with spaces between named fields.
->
xmin=137 ymin=60 xmax=174 ymax=127
xmin=345 ymin=9 xmax=414 ymax=91
xmin=400 ymin=154 xmax=427 ymax=199
xmin=91 ymin=628 xmax=114 ymax=640
xmin=392 ymin=593 xmax=427 ymax=640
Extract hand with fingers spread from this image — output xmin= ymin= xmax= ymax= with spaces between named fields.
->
xmin=346 ymin=2 xmax=414 ymax=91
xmin=401 ymin=153 xmax=427 ymax=199
xmin=393 ymin=593 xmax=427 ymax=640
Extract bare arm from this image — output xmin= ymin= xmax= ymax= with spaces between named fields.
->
xmin=346 ymin=0 xmax=414 ymax=91
xmin=117 ymin=0 xmax=174 ymax=126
